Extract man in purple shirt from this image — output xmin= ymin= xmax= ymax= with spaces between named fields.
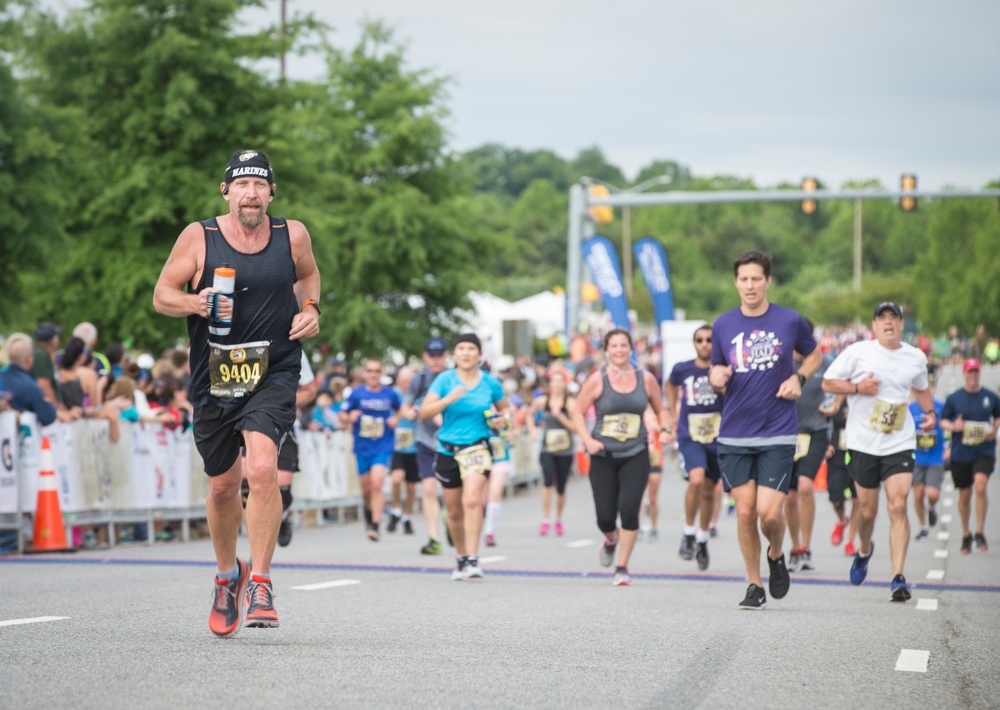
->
xmin=709 ymin=251 xmax=822 ymax=609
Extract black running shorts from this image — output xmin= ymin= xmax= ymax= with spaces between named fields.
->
xmin=847 ymin=449 xmax=914 ymax=490
xmin=193 ymin=382 xmax=296 ymax=476
xmin=949 ymin=456 xmax=994 ymax=489
xmin=392 ymin=451 xmax=420 ymax=483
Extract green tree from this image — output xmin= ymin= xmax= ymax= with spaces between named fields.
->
xmin=0 ymin=1 xmax=73 ymax=318
xmin=280 ymin=23 xmax=514 ymax=360
xmin=13 ymin=0 xmax=289 ymax=347
xmin=913 ymin=198 xmax=1000 ymax=334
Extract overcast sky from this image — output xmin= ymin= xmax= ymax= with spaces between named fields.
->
xmin=47 ymin=1 xmax=996 ymax=191
xmin=236 ymin=0 xmax=999 ymax=191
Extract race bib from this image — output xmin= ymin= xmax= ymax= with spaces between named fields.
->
xmin=838 ymin=429 xmax=847 ymax=451
xmin=915 ymin=431 xmax=937 ymax=451
xmin=454 ymin=443 xmax=492 ymax=478
xmin=489 ymin=436 xmax=507 ymax=460
xmin=870 ymin=399 xmax=905 ymax=435
xmin=600 ymin=413 xmax=641 ymax=442
xmin=649 ymin=445 xmax=663 ymax=469
xmin=395 ymin=428 xmax=414 ymax=450
xmin=545 ymin=429 xmax=572 ymax=452
xmin=962 ymin=421 xmax=990 ymax=447
xmin=359 ymin=415 xmax=385 ymax=439
xmin=794 ymin=433 xmax=811 ymax=461
xmin=208 ymin=341 xmax=269 ymax=399
xmin=688 ymin=413 xmax=721 ymax=445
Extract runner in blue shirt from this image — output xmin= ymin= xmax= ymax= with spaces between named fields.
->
xmin=940 ymin=358 xmax=1000 ymax=554
xmin=420 ymin=333 xmax=510 ymax=580
xmin=665 ymin=325 xmax=724 ymax=571
xmin=709 ymin=250 xmax=821 ymax=609
xmin=908 ymin=394 xmax=945 ymax=542
xmin=341 ymin=359 xmax=401 ymax=542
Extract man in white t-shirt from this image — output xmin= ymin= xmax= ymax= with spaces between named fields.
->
xmin=822 ymin=302 xmax=936 ymax=602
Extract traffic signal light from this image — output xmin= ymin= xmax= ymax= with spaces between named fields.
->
xmin=800 ymin=177 xmax=818 ymax=215
xmin=900 ymin=174 xmax=917 ymax=212
xmin=588 ymin=184 xmax=614 ymax=224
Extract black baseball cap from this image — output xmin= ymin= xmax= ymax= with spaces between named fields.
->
xmin=34 ymin=322 xmax=61 ymax=342
xmin=425 ymin=338 xmax=447 ymax=355
xmin=873 ymin=301 xmax=902 ymax=319
xmin=224 ymin=149 xmax=273 ymax=184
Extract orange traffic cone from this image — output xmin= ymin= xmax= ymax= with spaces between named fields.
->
xmin=30 ymin=436 xmax=71 ymax=552
xmin=814 ymin=459 xmax=828 ymax=493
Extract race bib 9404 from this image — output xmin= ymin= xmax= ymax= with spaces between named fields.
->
xmin=209 ymin=341 xmax=269 ymax=398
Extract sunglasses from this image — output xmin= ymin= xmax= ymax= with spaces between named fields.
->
xmin=694 ymin=338 xmax=712 ymax=344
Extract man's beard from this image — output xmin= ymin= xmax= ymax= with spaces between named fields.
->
xmin=237 ymin=204 xmax=265 ymax=229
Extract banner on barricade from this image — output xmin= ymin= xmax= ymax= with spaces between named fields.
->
xmin=0 ymin=411 xmax=18 ymax=514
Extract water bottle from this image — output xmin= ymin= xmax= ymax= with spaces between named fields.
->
xmin=208 ymin=266 xmax=235 ymax=336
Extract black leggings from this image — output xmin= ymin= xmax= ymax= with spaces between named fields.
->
xmin=540 ymin=453 xmax=574 ymax=494
xmin=588 ymin=450 xmax=650 ymax=533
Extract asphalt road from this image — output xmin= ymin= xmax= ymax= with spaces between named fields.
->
xmin=3 ymin=440 xmax=999 ymax=710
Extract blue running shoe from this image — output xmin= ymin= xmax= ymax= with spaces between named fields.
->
xmin=850 ymin=542 xmax=874 ymax=585
xmin=890 ymin=574 xmax=911 ymax=602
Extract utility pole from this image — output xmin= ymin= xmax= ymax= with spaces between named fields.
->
xmin=279 ymin=0 xmax=287 ymax=80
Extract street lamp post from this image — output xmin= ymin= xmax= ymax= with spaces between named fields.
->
xmin=621 ymin=174 xmax=672 ymax=300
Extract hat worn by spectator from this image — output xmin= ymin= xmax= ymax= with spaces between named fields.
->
xmin=34 ymin=322 xmax=61 ymax=342
xmin=963 ymin=358 xmax=981 ymax=373
xmin=453 ymin=333 xmax=481 ymax=351
xmin=873 ymin=301 xmax=902 ymax=319
xmin=224 ymin=149 xmax=274 ymax=185
xmin=425 ymin=338 xmax=447 ymax=355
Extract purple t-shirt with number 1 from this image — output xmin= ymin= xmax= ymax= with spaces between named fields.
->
xmin=710 ymin=303 xmax=817 ymax=444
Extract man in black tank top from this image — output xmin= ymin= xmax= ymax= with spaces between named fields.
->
xmin=153 ymin=149 xmax=321 ymax=638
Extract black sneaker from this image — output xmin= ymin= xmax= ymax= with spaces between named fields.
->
xmin=766 ymin=547 xmax=790 ymax=599
xmin=277 ymin=516 xmax=293 ymax=548
xmin=928 ymin=506 xmax=938 ymax=527
xmin=403 ymin=519 xmax=414 ymax=535
xmin=387 ymin=512 xmax=400 ymax=533
xmin=695 ymin=541 xmax=709 ymax=571
xmin=799 ymin=549 xmax=815 ymax=571
xmin=890 ymin=574 xmax=912 ymax=602
xmin=914 ymin=528 xmax=930 ymax=542
xmin=678 ymin=533 xmax=696 ymax=561
xmin=739 ymin=583 xmax=767 ymax=610
xmin=961 ymin=535 xmax=973 ymax=555
xmin=975 ymin=533 xmax=988 ymax=552
xmin=367 ymin=523 xmax=380 ymax=542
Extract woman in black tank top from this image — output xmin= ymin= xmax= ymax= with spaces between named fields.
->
xmin=529 ymin=369 xmax=577 ymax=536
xmin=570 ymin=329 xmax=673 ymax=587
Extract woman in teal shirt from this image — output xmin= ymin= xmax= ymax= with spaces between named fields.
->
xmin=420 ymin=333 xmax=510 ymax=581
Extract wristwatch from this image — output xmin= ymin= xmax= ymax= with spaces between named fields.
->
xmin=797 ymin=373 xmax=807 ymax=387
xmin=303 ymin=298 xmax=322 ymax=316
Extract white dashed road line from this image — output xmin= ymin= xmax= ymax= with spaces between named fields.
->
xmin=291 ymin=579 xmax=361 ymax=591
xmin=934 ymin=549 xmax=949 ymax=559
xmin=567 ymin=540 xmax=595 ymax=548
xmin=940 ymin=514 xmax=952 ymax=524
xmin=926 ymin=569 xmax=945 ymax=580
xmin=937 ymin=532 xmax=950 ymax=541
xmin=916 ymin=599 xmax=939 ymax=611
xmin=895 ymin=649 xmax=930 ymax=672
xmin=943 ymin=498 xmax=954 ymax=507
xmin=0 ymin=616 xmax=69 ymax=627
